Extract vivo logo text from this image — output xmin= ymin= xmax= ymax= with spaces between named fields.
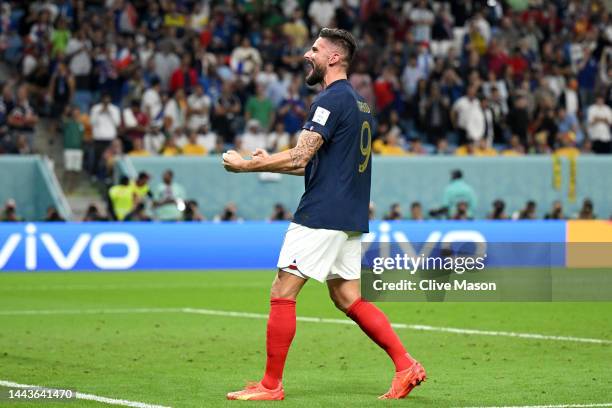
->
xmin=0 ymin=224 xmax=140 ymax=270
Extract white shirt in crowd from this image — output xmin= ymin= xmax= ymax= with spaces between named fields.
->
xmin=141 ymin=87 xmax=162 ymax=124
xmin=164 ymin=98 xmax=185 ymax=131
xmin=65 ymin=37 xmax=92 ymax=76
xmin=308 ymin=0 xmax=335 ymax=32
xmin=409 ymin=7 xmax=434 ymax=42
xmin=562 ymin=89 xmax=580 ymax=117
xmin=187 ymin=93 xmax=212 ymax=131
xmin=240 ymin=130 xmax=267 ymax=153
xmin=144 ymin=131 xmax=165 ymax=154
xmin=90 ymin=102 xmax=121 ymax=141
xmin=122 ymin=107 xmax=139 ymax=129
xmin=587 ymin=103 xmax=612 ymax=142
xmin=153 ymin=51 xmax=180 ymax=89
xmin=452 ymin=96 xmax=485 ymax=141
xmin=230 ymin=46 xmax=262 ymax=75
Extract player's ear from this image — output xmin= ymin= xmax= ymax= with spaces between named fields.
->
xmin=328 ymin=52 xmax=341 ymax=66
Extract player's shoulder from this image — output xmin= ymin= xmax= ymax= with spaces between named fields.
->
xmin=316 ymin=81 xmax=368 ymax=112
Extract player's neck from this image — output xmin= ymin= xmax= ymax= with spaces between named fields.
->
xmin=322 ymin=71 xmax=348 ymax=89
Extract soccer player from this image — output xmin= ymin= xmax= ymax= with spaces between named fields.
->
xmin=222 ymin=28 xmax=426 ymax=401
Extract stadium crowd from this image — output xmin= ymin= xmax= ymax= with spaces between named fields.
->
xmin=0 ymin=0 xmax=611 ymax=222
xmin=0 ymin=0 xmax=611 ymax=166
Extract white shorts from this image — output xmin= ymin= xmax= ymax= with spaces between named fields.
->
xmin=277 ymin=222 xmax=362 ymax=282
xmin=64 ymin=149 xmax=83 ymax=171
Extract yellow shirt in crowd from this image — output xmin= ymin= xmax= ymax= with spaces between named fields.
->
xmin=182 ymin=143 xmax=207 ymax=156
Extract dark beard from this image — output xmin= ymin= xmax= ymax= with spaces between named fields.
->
xmin=306 ymin=63 xmax=325 ymax=86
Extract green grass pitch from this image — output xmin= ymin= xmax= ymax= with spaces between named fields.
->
xmin=0 ymin=271 xmax=610 ymax=408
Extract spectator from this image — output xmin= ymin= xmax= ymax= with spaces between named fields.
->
xmin=8 ymin=85 xmax=37 ymax=151
xmin=1 ymin=199 xmax=22 ymax=222
xmin=48 ymin=61 xmax=74 ymax=117
xmin=83 ymin=203 xmax=107 ymax=222
xmin=267 ymin=121 xmax=290 ymax=152
xmin=409 ymin=202 xmax=424 ymax=221
xmin=128 ymin=138 xmax=150 ymax=157
xmin=124 ymin=202 xmax=152 ymax=222
xmin=442 ymin=170 xmax=478 ymax=218
xmin=545 ymin=201 xmax=565 ymax=220
xmin=507 ymin=95 xmax=530 ymax=148
xmin=555 ymin=132 xmax=580 ymax=157
xmin=164 ymin=88 xmax=187 ymax=132
xmin=183 ymin=200 xmax=205 ymax=221
xmin=451 ymin=84 xmax=484 ymax=145
xmin=586 ymin=95 xmax=612 ymax=154
xmin=408 ymin=136 xmax=426 ymax=155
xmin=383 ymin=203 xmax=402 ymax=221
xmin=556 ymin=107 xmax=583 ymax=145
xmin=131 ymin=172 xmax=152 ymax=204
xmin=211 ymin=81 xmax=242 ymax=143
xmin=62 ymin=105 xmax=84 ymax=193
xmin=373 ymin=128 xmax=408 ymax=156
xmin=245 ymin=84 xmax=275 ymax=131
xmin=278 ymin=81 xmax=307 ymax=136
xmin=230 ymin=37 xmax=262 ymax=79
xmin=169 ymin=54 xmax=198 ymax=94
xmin=423 ymin=83 xmax=451 ymax=144
xmin=182 ymin=130 xmax=207 ymax=156
xmin=270 ymin=203 xmax=292 ymax=221
xmin=215 ymin=202 xmax=241 ymax=222
xmin=577 ymin=198 xmax=596 ymax=220
xmin=108 ymin=175 xmax=135 ymax=221
xmin=122 ymin=100 xmax=149 ymax=150
xmin=160 ymin=133 xmax=181 ymax=156
xmin=142 ymin=78 xmax=163 ymax=127
xmin=65 ymin=28 xmax=93 ymax=112
xmin=488 ymin=199 xmax=508 ymax=220
xmin=44 ymin=206 xmax=64 ymax=222
xmin=186 ymin=84 xmax=212 ymax=132
xmin=90 ymin=93 xmax=121 ymax=171
xmin=558 ymin=78 xmax=580 ymax=117
xmin=308 ymin=0 xmax=335 ymax=35
xmin=153 ymin=169 xmax=185 ymax=221
xmin=435 ymin=138 xmax=453 ymax=155
xmin=452 ymin=201 xmax=472 ymax=220
xmin=409 ymin=0 xmax=435 ymax=43
xmin=516 ymin=200 xmax=537 ymax=220
xmin=501 ymin=135 xmax=526 ymax=156
xmin=240 ymin=119 xmax=267 ymax=153
xmin=98 ymin=138 xmax=123 ymax=182
xmin=153 ymin=42 xmax=180 ymax=90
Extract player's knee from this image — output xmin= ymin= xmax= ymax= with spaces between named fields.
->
xmin=329 ymin=292 xmax=352 ymax=313
xmin=270 ymin=272 xmax=301 ymax=300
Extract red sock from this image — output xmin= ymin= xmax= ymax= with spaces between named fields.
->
xmin=346 ymin=298 xmax=414 ymax=372
xmin=261 ymin=298 xmax=296 ymax=389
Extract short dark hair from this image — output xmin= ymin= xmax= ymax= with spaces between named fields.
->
xmin=319 ymin=28 xmax=357 ymax=65
xmin=451 ymin=169 xmax=463 ymax=180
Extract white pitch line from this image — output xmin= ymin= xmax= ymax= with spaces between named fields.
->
xmin=181 ymin=307 xmax=612 ymax=345
xmin=0 ymin=308 xmax=183 ymax=316
xmin=0 ymin=282 xmax=268 ymax=291
xmin=1 ymin=307 xmax=610 ymax=345
xmin=461 ymin=404 xmax=612 ymax=408
xmin=0 ymin=380 xmax=171 ymax=408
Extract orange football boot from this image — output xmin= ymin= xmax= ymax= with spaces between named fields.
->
xmin=378 ymin=361 xmax=426 ymax=399
xmin=227 ymin=381 xmax=284 ymax=401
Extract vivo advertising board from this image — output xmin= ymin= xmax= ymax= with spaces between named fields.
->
xmin=0 ymin=221 xmax=566 ymax=271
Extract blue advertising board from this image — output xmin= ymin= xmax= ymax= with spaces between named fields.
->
xmin=0 ymin=221 xmax=566 ymax=271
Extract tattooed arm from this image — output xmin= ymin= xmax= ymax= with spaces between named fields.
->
xmin=222 ymin=130 xmax=323 ymax=175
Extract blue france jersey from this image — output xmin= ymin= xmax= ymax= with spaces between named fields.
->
xmin=292 ymin=79 xmax=373 ymax=233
